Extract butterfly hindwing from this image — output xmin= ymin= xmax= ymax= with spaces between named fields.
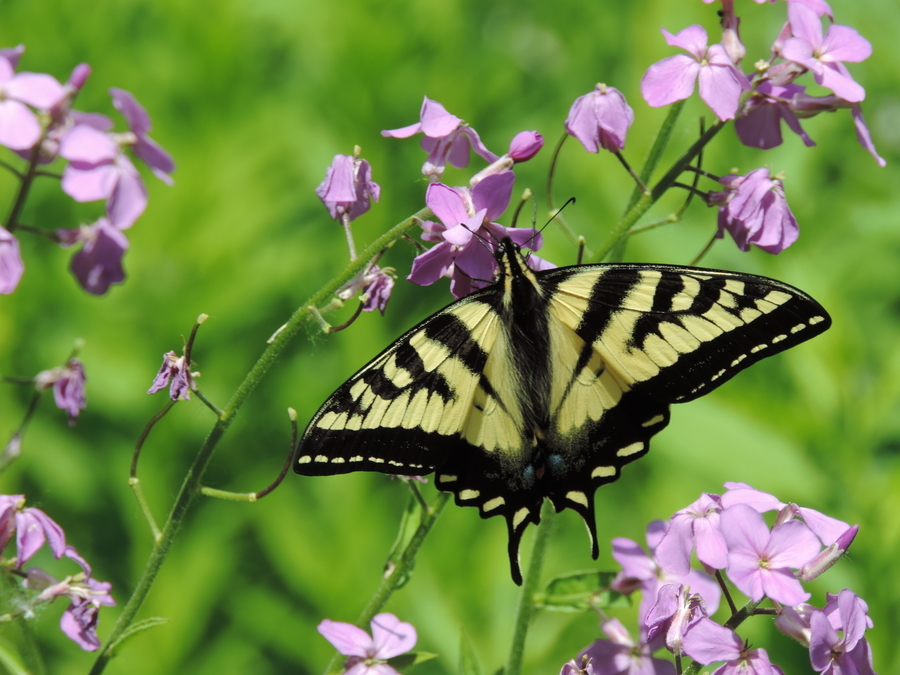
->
xmin=296 ymin=241 xmax=831 ymax=584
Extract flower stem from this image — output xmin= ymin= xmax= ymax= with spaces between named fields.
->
xmin=590 ymin=120 xmax=724 ymax=264
xmin=322 ymin=491 xmax=451 ymax=675
xmin=89 ymin=208 xmax=430 ymax=675
xmin=506 ymin=501 xmax=554 ymax=675
xmin=4 ymin=147 xmax=42 ymax=233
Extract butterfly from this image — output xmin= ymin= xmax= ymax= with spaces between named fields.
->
xmin=295 ymin=237 xmax=831 ymax=584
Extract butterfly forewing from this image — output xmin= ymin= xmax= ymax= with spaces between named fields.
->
xmin=295 ymin=240 xmax=831 ymax=585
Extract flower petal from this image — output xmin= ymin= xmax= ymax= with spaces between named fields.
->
xmin=370 ymin=613 xmax=417 ymax=659
xmin=318 ymin=619 xmax=374 ymax=657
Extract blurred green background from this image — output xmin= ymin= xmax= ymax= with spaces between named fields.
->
xmin=1 ymin=0 xmax=898 ymax=673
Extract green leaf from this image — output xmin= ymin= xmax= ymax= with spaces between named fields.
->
xmin=535 ymin=570 xmax=630 ymax=612
xmin=107 ymin=617 xmax=170 ymax=658
xmin=387 ymin=651 xmax=438 ymax=670
xmin=0 ymin=637 xmax=28 ymax=675
xmin=459 ymin=629 xmax=482 ymax=675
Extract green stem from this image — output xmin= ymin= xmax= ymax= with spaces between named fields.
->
xmin=322 ymin=491 xmax=451 ymax=675
xmin=624 ymin=100 xmax=685 ymax=215
xmin=506 ymin=502 xmax=555 ymax=675
xmin=89 ymin=208 xmax=430 ymax=675
xmin=590 ymin=120 xmax=724 ymax=263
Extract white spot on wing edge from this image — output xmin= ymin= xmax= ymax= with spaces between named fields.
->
xmin=439 ymin=474 xmax=458 ymax=483
xmin=750 ymin=344 xmax=768 ymax=354
xmin=772 ymin=334 xmax=787 ymax=343
xmin=482 ymin=496 xmax=505 ymax=512
xmin=731 ymin=354 xmax=747 ymax=367
xmin=331 ymin=457 xmax=345 ymax=464
xmin=567 ymin=491 xmax=589 ymax=507
xmin=297 ymin=455 xmax=312 ymax=464
xmin=349 ymin=456 xmax=363 ymax=462
xmin=315 ymin=455 xmax=328 ymax=462
xmin=591 ymin=465 xmax=616 ymax=478
xmin=368 ymin=457 xmax=385 ymax=464
xmin=791 ymin=323 xmax=806 ymax=334
xmin=459 ymin=489 xmax=480 ymax=500
xmin=616 ymin=442 xmax=644 ymax=458
xmin=810 ymin=315 xmax=825 ymax=325
xmin=512 ymin=507 xmax=530 ymax=529
xmin=642 ymin=414 xmax=665 ymax=427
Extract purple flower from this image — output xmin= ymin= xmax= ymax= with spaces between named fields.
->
xmin=683 ymin=618 xmax=785 ymax=675
xmin=34 ymin=358 xmax=87 ymax=426
xmin=0 ymin=47 xmax=66 ymax=150
xmin=611 ymin=520 xmax=720 ymax=623
xmin=110 ymin=88 xmax=175 ymax=184
xmin=655 ymin=493 xmax=728 ymax=574
xmin=336 ymin=263 xmax=396 ymax=314
xmin=851 ymin=104 xmax=887 ymax=168
xmin=316 ymin=154 xmax=381 ymax=222
xmin=469 ymin=131 xmax=543 ymax=185
xmin=359 ymin=265 xmax=395 ymax=314
xmin=711 ymin=168 xmax=799 ymax=254
xmin=60 ymin=124 xmax=148 ymax=229
xmin=58 ymin=218 xmax=129 ymax=295
xmin=407 ymin=174 xmax=552 ymax=299
xmin=809 ymin=589 xmax=878 ymax=675
xmin=0 ymin=494 xmax=67 ymax=566
xmin=735 ymin=82 xmax=816 ymax=150
xmin=0 ymin=226 xmax=24 ymax=294
xmin=507 ymin=130 xmax=543 ymax=162
xmin=382 ymin=97 xmax=498 ymax=180
xmin=566 ymin=84 xmax=634 ymax=153
xmin=720 ymin=503 xmax=821 ymax=606
xmin=641 ymin=25 xmax=749 ymax=121
xmin=644 ymin=584 xmax=708 ymax=656
xmin=576 ymin=618 xmax=676 ymax=675
xmin=781 ymin=3 xmax=871 ymax=102
xmin=24 ymin=558 xmax=116 ymax=652
xmin=318 ymin=613 xmax=417 ymax=675
xmin=148 ymin=350 xmax=195 ymax=401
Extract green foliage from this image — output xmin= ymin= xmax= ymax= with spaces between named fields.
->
xmin=0 ymin=0 xmax=898 ymax=673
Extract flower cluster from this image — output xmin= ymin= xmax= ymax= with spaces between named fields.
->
xmin=0 ymin=495 xmax=115 ymax=651
xmin=641 ymin=0 xmax=882 ymax=166
xmin=562 ymin=482 xmax=876 ymax=675
xmin=0 ymin=45 xmax=174 ymax=296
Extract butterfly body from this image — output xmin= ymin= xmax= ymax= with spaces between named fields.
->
xmin=296 ymin=238 xmax=830 ymax=583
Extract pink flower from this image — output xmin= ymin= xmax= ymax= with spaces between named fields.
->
xmin=711 ymin=168 xmax=799 ymax=254
xmin=566 ymin=84 xmax=634 ymax=153
xmin=735 ymin=82 xmax=816 ymax=150
xmin=0 ymin=46 xmax=66 ymax=150
xmin=0 ymin=494 xmax=66 ymax=566
xmin=683 ymin=618 xmax=785 ymax=675
xmin=407 ymin=173 xmax=552 ymax=299
xmin=58 ymin=218 xmax=129 ymax=295
xmin=110 ymin=88 xmax=175 ymax=184
xmin=655 ymin=493 xmax=728 ymax=574
xmin=316 ymin=154 xmax=380 ymax=222
xmin=576 ymin=618 xmax=676 ymax=675
xmin=641 ymin=25 xmax=749 ymax=121
xmin=382 ymin=97 xmax=497 ymax=180
xmin=0 ymin=226 xmax=24 ymax=294
xmin=148 ymin=351 xmax=195 ymax=401
xmin=612 ymin=520 xmax=720 ymax=624
xmin=781 ymin=3 xmax=872 ymax=102
xmin=34 ymin=358 xmax=87 ymax=426
xmin=809 ymin=589 xmax=877 ymax=675
xmin=318 ymin=613 xmax=417 ymax=675
xmin=720 ymin=503 xmax=821 ymax=606
xmin=60 ymin=124 xmax=148 ymax=229
xmin=23 ymin=556 xmax=116 ymax=652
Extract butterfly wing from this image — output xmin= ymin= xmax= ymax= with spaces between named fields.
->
xmin=532 ymin=264 xmax=830 ymax=552
xmin=296 ymin=292 xmax=509 ymax=476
